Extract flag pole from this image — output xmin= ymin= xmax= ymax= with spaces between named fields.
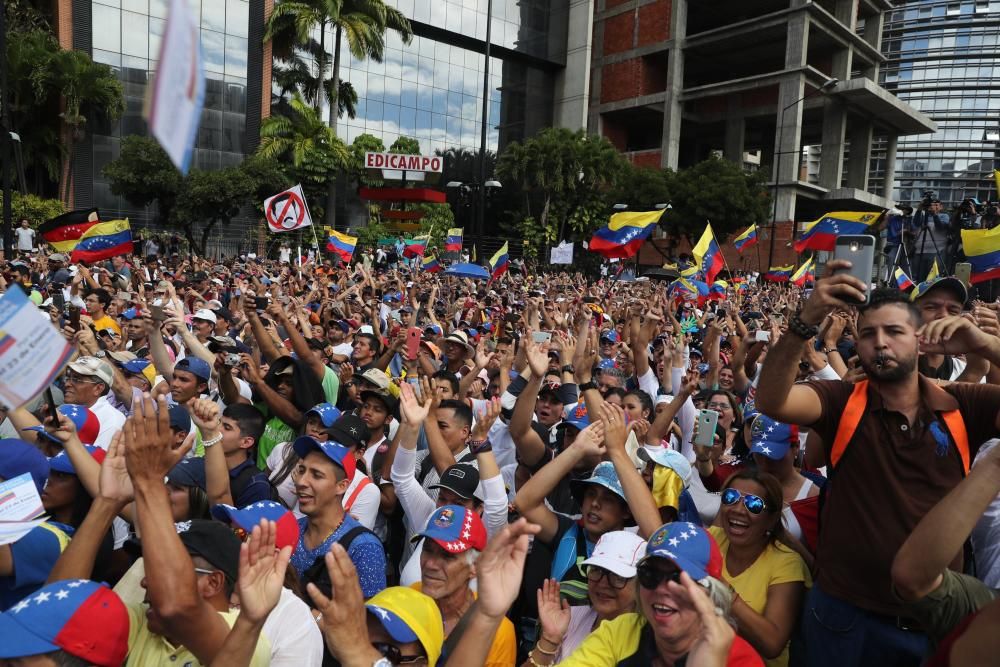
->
xmin=754 ymin=225 xmax=763 ymax=274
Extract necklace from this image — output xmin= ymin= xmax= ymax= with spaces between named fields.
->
xmin=308 ymin=515 xmax=346 ymax=550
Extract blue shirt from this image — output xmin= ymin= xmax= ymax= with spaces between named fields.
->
xmin=229 ymin=458 xmax=275 ymax=508
xmin=1 ymin=521 xmax=74 ymax=611
xmin=292 ymin=515 xmax=386 ymax=598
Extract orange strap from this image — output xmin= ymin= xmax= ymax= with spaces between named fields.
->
xmin=829 ymin=379 xmax=970 ymax=474
xmin=830 ymin=381 xmax=870 ymax=469
xmin=343 ymin=476 xmax=372 ymax=511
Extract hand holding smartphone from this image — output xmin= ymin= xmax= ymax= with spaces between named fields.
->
xmin=832 ymin=235 xmax=875 ymax=304
xmin=693 ymin=409 xmax=719 ymax=448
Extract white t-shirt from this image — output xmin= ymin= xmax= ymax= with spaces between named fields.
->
xmin=266 ymin=441 xmax=301 ymax=517
xmin=342 ymin=468 xmax=380 ymax=529
xmin=262 ymin=587 xmax=324 ymax=667
xmin=90 ymin=395 xmax=127 ymax=450
xmin=15 ymin=227 xmax=35 ymax=250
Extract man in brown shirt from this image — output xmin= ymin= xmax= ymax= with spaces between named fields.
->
xmin=757 ymin=265 xmax=1000 ymax=667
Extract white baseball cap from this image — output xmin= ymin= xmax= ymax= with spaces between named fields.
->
xmin=581 ymin=530 xmax=647 ymax=579
xmin=192 ymin=309 xmax=217 ymax=324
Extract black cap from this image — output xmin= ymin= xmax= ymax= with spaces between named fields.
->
xmin=430 ymin=463 xmax=480 ymax=500
xmin=192 ymin=271 xmax=209 ymax=281
xmin=327 ymin=414 xmax=370 ymax=450
xmin=214 ymin=307 xmax=234 ymax=322
xmin=176 ymin=519 xmax=241 ymax=583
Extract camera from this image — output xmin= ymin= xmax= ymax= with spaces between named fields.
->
xmin=921 ymin=190 xmax=936 ymax=209
xmin=224 ymin=353 xmax=241 ymax=367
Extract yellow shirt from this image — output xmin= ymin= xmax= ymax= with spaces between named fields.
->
xmin=410 ymin=582 xmax=516 ymax=667
xmin=708 ymin=526 xmax=811 ymax=667
xmin=126 ymin=604 xmax=271 ymax=666
xmin=92 ymin=313 xmax=122 ymax=336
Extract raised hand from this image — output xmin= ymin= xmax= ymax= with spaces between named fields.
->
xmin=536 ymin=578 xmax=571 ymax=646
xmin=187 ymin=396 xmax=221 ymax=434
xmin=99 ymin=430 xmax=134 ymax=505
xmin=399 ymin=380 xmax=431 ymax=425
xmin=571 ymin=421 xmax=607 ymax=458
xmin=237 ymin=520 xmax=293 ymax=624
xmin=598 ymin=401 xmax=628 ymax=453
xmin=123 ymin=393 xmax=192 ymax=484
xmin=471 ymin=397 xmax=502 ymax=441
xmin=668 ymin=572 xmax=735 ymax=666
xmin=524 ymin=337 xmax=551 ymax=377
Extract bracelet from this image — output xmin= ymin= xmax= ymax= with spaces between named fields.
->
xmin=824 ymin=347 xmax=839 ymax=355
xmin=534 ymin=643 xmax=557 ymax=656
xmin=202 ymin=433 xmax=223 ymax=448
xmin=787 ymin=312 xmax=819 ymax=340
xmin=528 ymin=649 xmax=553 ymax=667
xmin=469 ymin=438 xmax=492 ymax=454
xmin=536 ymin=636 xmax=562 ymax=653
xmin=578 ymin=380 xmax=597 ymax=392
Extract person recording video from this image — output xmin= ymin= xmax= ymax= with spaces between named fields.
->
xmin=909 ymin=194 xmax=950 ymax=281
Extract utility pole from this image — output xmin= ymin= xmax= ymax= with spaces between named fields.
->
xmin=477 ymin=0 xmax=493 ymax=245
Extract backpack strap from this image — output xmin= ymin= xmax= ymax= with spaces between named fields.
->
xmin=344 ymin=476 xmax=373 ymax=512
xmin=830 ymin=380 xmax=869 ymax=470
xmin=337 ymin=525 xmax=376 ymax=552
xmin=940 ymin=409 xmax=970 ymax=475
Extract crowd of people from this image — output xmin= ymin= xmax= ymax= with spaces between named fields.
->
xmin=0 ymin=241 xmax=998 ymax=667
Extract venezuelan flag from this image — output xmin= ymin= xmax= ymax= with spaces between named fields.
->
xmin=709 ymin=280 xmax=728 ymax=300
xmin=489 ymin=241 xmax=509 ymax=280
xmin=403 ymin=235 xmax=427 ymax=258
xmin=669 ymin=277 xmax=709 ymax=304
xmin=733 ymin=225 xmax=758 ymax=254
xmin=70 ymin=219 xmax=133 ymax=263
xmin=961 ymin=225 xmax=1000 ymax=283
xmin=39 ymin=208 xmax=101 ymax=253
xmin=926 ymin=259 xmax=940 ymax=283
xmin=589 ymin=210 xmax=665 ymax=259
xmin=791 ymin=257 xmax=815 ymax=287
xmin=794 ymin=211 xmax=882 ymax=253
xmin=692 ymin=223 xmax=724 ymax=284
xmin=327 ymin=230 xmax=358 ymax=263
xmin=894 ymin=267 xmax=915 ymax=291
xmin=422 ymin=254 xmax=442 ymax=273
xmin=765 ymin=265 xmax=794 ymax=282
xmin=680 ymin=263 xmax=699 ymax=278
xmin=445 ymin=228 xmax=463 ymax=252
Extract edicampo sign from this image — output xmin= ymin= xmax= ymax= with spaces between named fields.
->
xmin=364 ymin=152 xmax=444 ymax=173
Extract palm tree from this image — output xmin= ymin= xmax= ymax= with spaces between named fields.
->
xmin=258 ymin=91 xmax=350 ymax=168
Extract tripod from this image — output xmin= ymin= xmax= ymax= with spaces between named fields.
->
xmin=895 ymin=219 xmax=948 ymax=284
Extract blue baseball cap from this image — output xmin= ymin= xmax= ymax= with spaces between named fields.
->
xmin=49 ymin=446 xmax=106 ymax=476
xmin=424 ymin=324 xmax=442 ymax=336
xmin=600 ymin=329 xmax=620 ymax=343
xmin=0 ymin=580 xmax=129 ymax=666
xmin=639 ymin=522 xmax=724 ymax=581
xmin=412 ymin=505 xmax=487 ymax=553
xmin=304 ymin=403 xmax=342 ymax=428
xmin=167 ymin=405 xmax=192 ymax=432
xmin=597 ymin=358 xmax=617 ymax=371
xmin=166 ymin=457 xmax=206 ymax=491
xmin=0 ymin=438 xmax=50 ymax=494
xmin=292 ymin=436 xmax=357 ymax=478
xmin=174 ymin=357 xmax=211 ymax=382
xmin=211 ymin=501 xmax=300 ymax=550
xmin=749 ymin=414 xmax=799 ymax=460
xmin=121 ymin=307 xmax=140 ymax=320
xmin=563 ymin=402 xmax=591 ymax=431
xmin=637 ymin=447 xmax=692 ymax=486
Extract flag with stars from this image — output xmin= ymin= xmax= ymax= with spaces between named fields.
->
xmin=38 ymin=209 xmax=101 ymax=253
xmin=794 ymin=211 xmax=883 ymax=253
xmin=415 ymin=505 xmax=486 ymax=554
xmin=589 ymin=210 xmax=666 ymax=259
xmin=70 ymin=219 xmax=133 ymax=264
xmin=749 ymin=414 xmax=799 ymax=460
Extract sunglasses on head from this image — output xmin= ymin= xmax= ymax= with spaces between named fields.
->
xmin=637 ymin=561 xmax=684 ymax=590
xmin=721 ymin=487 xmax=767 ymax=514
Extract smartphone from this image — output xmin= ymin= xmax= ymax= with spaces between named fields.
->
xmin=755 ymin=330 xmax=771 ymax=343
xmin=254 ymin=296 xmax=269 ymax=311
xmin=532 ymin=331 xmax=552 ymax=344
xmin=832 ymin=234 xmax=876 ymax=304
xmin=406 ymin=326 xmax=422 ymax=361
xmin=52 ymin=290 xmax=65 ymax=312
xmin=68 ymin=306 xmax=81 ymax=332
xmin=151 ymin=304 xmax=165 ymax=321
xmin=955 ymin=262 xmax=972 ymax=287
xmin=694 ymin=409 xmax=720 ymax=448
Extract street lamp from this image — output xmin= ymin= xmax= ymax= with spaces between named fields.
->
xmin=767 ymin=77 xmax=838 ymax=268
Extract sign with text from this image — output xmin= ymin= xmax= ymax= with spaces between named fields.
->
xmin=364 ymin=152 xmax=444 ymax=173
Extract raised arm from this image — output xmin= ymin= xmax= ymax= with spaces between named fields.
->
xmin=600 ymin=403 xmax=660 ymax=538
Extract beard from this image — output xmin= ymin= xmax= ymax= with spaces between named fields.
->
xmin=860 ymin=351 xmax=917 ymax=382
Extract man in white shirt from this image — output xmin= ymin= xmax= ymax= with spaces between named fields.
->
xmin=63 ymin=356 xmax=126 ymax=450
xmin=14 ymin=219 xmax=35 ymax=252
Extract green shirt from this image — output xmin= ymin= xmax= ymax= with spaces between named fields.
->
xmin=322 ymin=366 xmax=340 ymax=404
xmin=257 ymin=412 xmax=296 ymax=469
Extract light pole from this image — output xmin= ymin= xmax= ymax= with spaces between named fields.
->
xmin=768 ymin=77 xmax=838 ymax=268
xmin=477 ymin=0 xmax=494 ymax=245
xmin=447 ymin=180 xmax=502 ymax=252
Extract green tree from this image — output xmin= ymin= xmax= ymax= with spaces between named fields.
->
xmin=102 ymin=136 xmax=184 ymax=226
xmin=388 ymin=135 xmax=420 ymax=155
xmin=172 ymin=167 xmax=255 ymax=254
xmin=660 ymin=155 xmax=770 ymax=241
xmin=0 ymin=192 xmax=65 ymax=225
xmin=496 ymin=128 xmax=627 ymax=257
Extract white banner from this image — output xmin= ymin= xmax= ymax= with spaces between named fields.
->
xmin=145 ymin=0 xmax=205 ymax=173
xmin=265 ymin=184 xmax=314 ymax=232
xmin=550 ymin=241 xmax=574 ymax=264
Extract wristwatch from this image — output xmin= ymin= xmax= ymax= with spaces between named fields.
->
xmin=578 ymin=381 xmax=598 ymax=392
xmin=823 ymin=347 xmax=839 ymax=355
xmin=561 ymin=364 xmax=575 ymax=375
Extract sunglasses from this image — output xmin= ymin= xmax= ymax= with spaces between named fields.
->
xmin=64 ymin=372 xmax=101 ymax=385
xmin=371 ymin=642 xmax=427 ymax=665
xmin=585 ymin=565 xmax=631 ymax=590
xmin=721 ymin=487 xmax=767 ymax=514
xmin=637 ymin=562 xmax=683 ymax=590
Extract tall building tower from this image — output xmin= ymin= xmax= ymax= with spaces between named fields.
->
xmin=877 ymin=2 xmax=1000 ymax=206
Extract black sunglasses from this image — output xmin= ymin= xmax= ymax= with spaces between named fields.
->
xmin=585 ymin=565 xmax=631 ymax=590
xmin=371 ymin=642 xmax=426 ymax=664
xmin=637 ymin=562 xmax=683 ymax=590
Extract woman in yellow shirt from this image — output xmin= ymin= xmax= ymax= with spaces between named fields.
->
xmin=710 ymin=469 xmax=810 ymax=667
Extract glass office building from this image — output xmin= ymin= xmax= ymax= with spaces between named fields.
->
xmin=877 ymin=1 xmax=1000 ymax=205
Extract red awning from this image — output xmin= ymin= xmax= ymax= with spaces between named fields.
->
xmin=380 ymin=209 xmax=425 ymax=220
xmin=359 ymin=187 xmax=447 ymax=203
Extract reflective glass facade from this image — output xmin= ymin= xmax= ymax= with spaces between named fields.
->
xmin=88 ymin=0 xmax=252 ymax=215
xmin=331 ymin=0 xmax=563 ymax=156
xmin=878 ymin=1 xmax=1000 ymax=205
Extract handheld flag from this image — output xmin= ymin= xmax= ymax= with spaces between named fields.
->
xmin=70 ymin=219 xmax=133 ymax=263
xmin=669 ymin=277 xmax=709 ymax=304
xmin=791 ymin=257 xmax=815 ymax=287
xmin=765 ymin=265 xmax=794 ymax=282
xmin=403 ymin=235 xmax=428 ymax=258
xmin=422 ymin=254 xmax=442 ymax=273
xmin=326 ymin=230 xmax=358 ymax=263
xmin=39 ymin=209 xmax=101 ymax=253
xmin=445 ymin=228 xmax=463 ymax=252
xmin=489 ymin=242 xmax=510 ymax=280
xmin=961 ymin=225 xmax=1000 ymax=283
xmin=795 ymin=211 xmax=882 ymax=253
xmin=894 ymin=267 xmax=915 ymax=291
xmin=709 ymin=280 xmax=729 ymax=300
xmin=692 ymin=223 xmax=724 ymax=284
xmin=265 ymin=184 xmax=313 ymax=232
xmin=733 ymin=225 xmax=758 ymax=254
xmin=926 ymin=259 xmax=940 ymax=283
xmin=589 ymin=210 xmax=665 ymax=259
xmin=145 ymin=0 xmax=205 ymax=173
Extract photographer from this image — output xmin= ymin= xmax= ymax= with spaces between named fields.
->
xmin=884 ymin=206 xmax=912 ymax=281
xmin=910 ymin=195 xmax=951 ymax=281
